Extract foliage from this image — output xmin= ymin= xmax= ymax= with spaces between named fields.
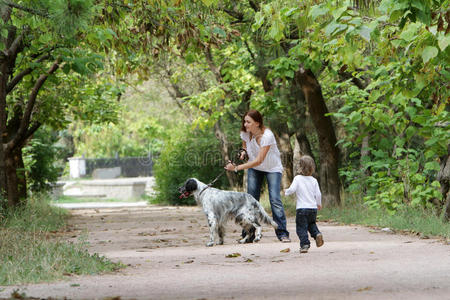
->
xmin=316 ymin=0 xmax=450 ymax=212
xmin=0 ymin=0 xmax=123 ymax=205
xmin=71 ymin=81 xmax=173 ymax=158
xmin=249 ymin=0 xmax=448 ymax=212
xmin=66 ymin=0 xmax=448 ymax=218
xmin=22 ymin=128 xmax=66 ymax=193
xmin=152 ymin=127 xmax=231 ymax=205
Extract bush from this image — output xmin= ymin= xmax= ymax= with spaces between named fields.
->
xmin=152 ymin=127 xmax=230 ymax=205
xmin=23 ymin=127 xmax=67 ymax=193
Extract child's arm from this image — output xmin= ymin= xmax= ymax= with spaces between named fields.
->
xmin=315 ymin=180 xmax=322 ymax=209
xmin=284 ymin=176 xmax=298 ymax=196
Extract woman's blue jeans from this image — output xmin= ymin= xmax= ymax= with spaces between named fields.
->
xmin=246 ymin=168 xmax=289 ymax=240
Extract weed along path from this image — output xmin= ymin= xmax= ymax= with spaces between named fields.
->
xmin=1 ymin=205 xmax=449 ymax=300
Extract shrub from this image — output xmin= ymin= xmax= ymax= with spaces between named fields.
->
xmin=23 ymin=127 xmax=67 ymax=193
xmin=152 ymin=127 xmax=230 ymax=205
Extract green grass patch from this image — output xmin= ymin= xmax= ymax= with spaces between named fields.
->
xmin=264 ymin=193 xmax=449 ymax=240
xmin=0 ymin=195 xmax=124 ymax=285
xmin=52 ymin=195 xmax=128 ymax=203
xmin=318 ymin=198 xmax=450 ymax=240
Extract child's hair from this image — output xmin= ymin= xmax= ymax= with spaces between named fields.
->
xmin=298 ymin=155 xmax=315 ymax=176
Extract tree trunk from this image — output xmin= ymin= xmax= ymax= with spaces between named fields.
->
xmin=213 ymin=121 xmax=238 ymax=188
xmin=293 ymin=132 xmax=315 ymax=175
xmin=437 ymin=144 xmax=450 ymax=221
xmin=5 ymin=151 xmax=19 ymax=207
xmin=271 ymin=122 xmax=293 ymax=189
xmin=289 ymin=76 xmax=315 ymax=174
xmin=294 ymin=68 xmax=341 ymax=207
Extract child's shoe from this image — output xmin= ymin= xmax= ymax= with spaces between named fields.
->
xmin=315 ymin=233 xmax=324 ymax=247
xmin=300 ymin=245 xmax=310 ymax=253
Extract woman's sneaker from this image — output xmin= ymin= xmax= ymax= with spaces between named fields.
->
xmin=300 ymin=245 xmax=310 ymax=253
xmin=315 ymin=233 xmax=324 ymax=247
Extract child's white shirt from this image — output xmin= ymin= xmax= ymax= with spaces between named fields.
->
xmin=285 ymin=175 xmax=322 ymax=209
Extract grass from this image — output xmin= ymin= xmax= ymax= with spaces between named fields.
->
xmin=0 ymin=195 xmax=123 ymax=285
xmin=52 ymin=195 xmax=128 ymax=203
xmin=318 ymin=201 xmax=450 ymax=240
xmin=261 ymin=193 xmax=450 ymax=241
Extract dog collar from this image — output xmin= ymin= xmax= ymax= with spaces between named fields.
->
xmin=198 ymin=185 xmax=211 ymax=197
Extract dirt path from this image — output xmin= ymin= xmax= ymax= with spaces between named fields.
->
xmin=1 ymin=205 xmax=449 ymax=300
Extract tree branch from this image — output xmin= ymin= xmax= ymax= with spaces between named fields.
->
xmin=7 ymin=54 xmax=51 ymax=93
xmin=203 ymin=46 xmax=223 ymax=84
xmin=248 ymin=0 xmax=259 ymax=12
xmin=2 ymin=0 xmax=48 ymax=17
xmin=221 ymin=8 xmax=244 ymax=21
xmin=6 ymin=60 xmax=59 ymax=151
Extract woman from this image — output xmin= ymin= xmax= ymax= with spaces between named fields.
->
xmin=225 ymin=109 xmax=290 ymax=243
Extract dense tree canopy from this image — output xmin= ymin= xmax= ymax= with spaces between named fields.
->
xmin=0 ymin=0 xmax=120 ymax=207
xmin=1 ymin=0 xmax=448 ymax=220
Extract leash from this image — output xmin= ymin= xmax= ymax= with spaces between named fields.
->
xmin=198 ymin=169 xmax=226 ymax=197
xmin=198 ymin=148 xmax=248 ymax=197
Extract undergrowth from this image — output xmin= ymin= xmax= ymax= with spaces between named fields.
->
xmin=261 ymin=193 xmax=450 ymax=240
xmin=0 ymin=195 xmax=123 ymax=285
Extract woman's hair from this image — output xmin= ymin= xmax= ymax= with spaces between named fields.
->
xmin=241 ymin=109 xmax=265 ymax=132
xmin=298 ymin=155 xmax=316 ymax=176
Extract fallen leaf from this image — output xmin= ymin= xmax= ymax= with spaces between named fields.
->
xmin=244 ymin=258 xmax=253 ymax=262
xmin=280 ymin=248 xmax=290 ymax=253
xmin=226 ymin=253 xmax=241 ymax=258
xmin=272 ymin=259 xmax=284 ymax=263
xmin=70 ymin=284 xmax=80 ymax=287
xmin=184 ymin=260 xmax=194 ymax=264
xmin=356 ymin=286 xmax=372 ymax=292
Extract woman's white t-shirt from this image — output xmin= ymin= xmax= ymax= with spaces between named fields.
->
xmin=285 ymin=175 xmax=322 ymax=209
xmin=240 ymin=128 xmax=283 ymax=173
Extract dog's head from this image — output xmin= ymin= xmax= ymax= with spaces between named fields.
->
xmin=178 ymin=178 xmax=198 ymax=199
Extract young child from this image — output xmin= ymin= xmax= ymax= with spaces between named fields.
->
xmin=285 ymin=155 xmax=324 ymax=253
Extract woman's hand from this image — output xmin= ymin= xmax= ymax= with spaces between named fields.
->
xmin=224 ymin=161 xmax=235 ymax=172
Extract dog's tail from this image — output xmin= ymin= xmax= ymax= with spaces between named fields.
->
xmin=256 ymin=202 xmax=278 ymax=229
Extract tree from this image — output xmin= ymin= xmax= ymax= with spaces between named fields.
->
xmin=0 ymin=0 xmax=119 ymax=207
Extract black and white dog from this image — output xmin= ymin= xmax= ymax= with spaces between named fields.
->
xmin=179 ymin=178 xmax=278 ymax=247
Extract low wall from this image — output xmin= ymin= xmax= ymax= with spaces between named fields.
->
xmin=60 ymin=177 xmax=154 ymax=200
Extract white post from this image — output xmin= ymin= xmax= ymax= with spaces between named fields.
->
xmin=68 ymin=157 xmax=86 ymax=178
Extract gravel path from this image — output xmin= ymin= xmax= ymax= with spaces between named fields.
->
xmin=1 ymin=205 xmax=449 ymax=300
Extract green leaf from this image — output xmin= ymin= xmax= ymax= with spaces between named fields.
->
xmin=212 ymin=27 xmax=226 ymax=37
xmin=405 ymin=126 xmax=417 ymax=140
xmin=421 ymin=46 xmax=438 ymax=63
xmin=200 ymin=0 xmax=218 ymax=6
xmin=332 ymin=6 xmax=348 ymax=19
xmin=269 ymin=19 xmax=285 ymax=41
xmin=324 ymin=22 xmax=347 ymax=37
xmin=253 ymin=12 xmax=265 ymax=31
xmin=358 ymin=26 xmax=371 ymax=42
xmin=424 ymin=161 xmax=440 ymax=171
xmin=438 ymin=34 xmax=450 ymax=51
xmin=399 ymin=23 xmax=421 ymax=42
xmin=309 ymin=5 xmax=329 ymax=19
